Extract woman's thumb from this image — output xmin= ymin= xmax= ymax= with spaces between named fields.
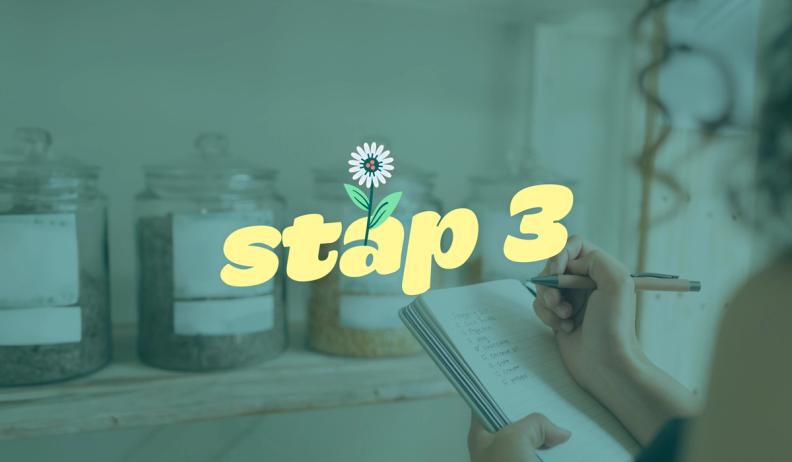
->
xmin=567 ymin=249 xmax=632 ymax=292
xmin=516 ymin=413 xmax=572 ymax=449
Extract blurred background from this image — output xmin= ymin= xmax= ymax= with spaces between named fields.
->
xmin=0 ymin=0 xmax=779 ymax=460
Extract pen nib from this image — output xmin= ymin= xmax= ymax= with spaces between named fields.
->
xmin=530 ymin=276 xmax=559 ymax=287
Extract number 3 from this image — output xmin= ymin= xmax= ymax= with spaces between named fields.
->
xmin=503 ymin=184 xmax=574 ymax=263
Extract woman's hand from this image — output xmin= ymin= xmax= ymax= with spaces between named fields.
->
xmin=532 ymin=235 xmax=698 ymax=445
xmin=532 ymin=235 xmax=641 ymax=395
xmin=468 ymin=412 xmax=571 ymax=462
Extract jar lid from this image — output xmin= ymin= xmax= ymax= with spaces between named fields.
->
xmin=143 ymin=133 xmax=277 ymax=194
xmin=469 ymin=148 xmax=575 ymax=185
xmin=469 ymin=167 xmax=568 ymax=185
xmin=0 ymin=128 xmax=99 ymax=192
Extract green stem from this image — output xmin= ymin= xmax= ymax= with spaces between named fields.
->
xmin=364 ymin=182 xmax=375 ymax=246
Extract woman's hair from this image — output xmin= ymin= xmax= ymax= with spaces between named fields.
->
xmin=755 ymin=21 xmax=792 ymax=230
xmin=720 ymin=12 xmax=792 ymax=245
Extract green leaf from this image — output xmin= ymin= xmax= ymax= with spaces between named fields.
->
xmin=369 ymin=191 xmax=402 ymax=229
xmin=343 ymin=184 xmax=370 ymax=212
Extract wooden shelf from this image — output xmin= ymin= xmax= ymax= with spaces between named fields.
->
xmin=0 ymin=325 xmax=453 ymax=440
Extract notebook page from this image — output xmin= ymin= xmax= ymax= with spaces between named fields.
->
xmin=421 ymin=279 xmax=639 ymax=462
xmin=400 ymin=305 xmax=504 ymax=429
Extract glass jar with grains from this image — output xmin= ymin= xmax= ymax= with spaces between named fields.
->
xmin=136 ymin=133 xmax=286 ymax=371
xmin=308 ymin=163 xmax=442 ymax=357
xmin=0 ymin=128 xmax=111 ymax=386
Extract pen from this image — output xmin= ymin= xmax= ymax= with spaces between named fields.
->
xmin=530 ymin=272 xmax=701 ymax=292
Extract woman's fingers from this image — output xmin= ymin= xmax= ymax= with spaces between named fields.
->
xmin=536 ymin=257 xmax=574 ymax=317
xmin=536 ymin=260 xmax=562 ymax=309
xmin=534 ymin=298 xmax=575 ymax=333
xmin=533 ymin=235 xmax=603 ymax=332
xmin=534 ymin=295 xmax=573 ymax=320
xmin=536 ymin=235 xmax=592 ymax=307
xmin=547 ymin=234 xmax=585 ymax=275
xmin=468 ymin=412 xmax=494 ymax=453
xmin=540 ymin=286 xmax=562 ymax=308
xmin=470 ymin=412 xmax=571 ymax=462
xmin=534 ymin=301 xmax=560 ymax=331
xmin=511 ymin=413 xmax=572 ymax=450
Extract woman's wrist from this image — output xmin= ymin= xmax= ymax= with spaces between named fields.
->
xmin=582 ymin=341 xmax=651 ymax=402
xmin=583 ymin=346 xmax=698 ymax=445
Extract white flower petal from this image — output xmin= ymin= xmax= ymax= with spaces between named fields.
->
xmin=380 ymin=157 xmax=393 ymax=164
xmin=375 ymin=171 xmax=386 ymax=185
xmin=365 ymin=175 xmax=373 ymax=188
xmin=375 ymin=144 xmax=384 ymax=156
xmin=370 ymin=142 xmax=377 ymax=154
xmin=349 ymin=166 xmax=360 ymax=173
xmin=352 ymin=170 xmax=364 ymax=180
xmin=358 ymin=175 xmax=366 ymax=186
xmin=377 ymin=149 xmax=390 ymax=160
xmin=381 ymin=170 xmax=392 ymax=178
xmin=351 ymin=151 xmax=362 ymax=161
xmin=356 ymin=146 xmax=366 ymax=157
xmin=363 ymin=142 xmax=371 ymax=154
xmin=382 ymin=164 xmax=395 ymax=171
xmin=349 ymin=159 xmax=360 ymax=166
xmin=372 ymin=174 xmax=380 ymax=188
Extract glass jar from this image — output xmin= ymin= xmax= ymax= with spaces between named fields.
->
xmin=308 ymin=163 xmax=442 ymax=357
xmin=136 ymin=133 xmax=286 ymax=371
xmin=0 ymin=128 xmax=111 ymax=386
xmin=463 ymin=161 xmax=579 ymax=284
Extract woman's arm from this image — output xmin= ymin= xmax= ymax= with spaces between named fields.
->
xmin=580 ymin=347 xmax=699 ymax=446
xmin=533 ymin=236 xmax=699 ymax=445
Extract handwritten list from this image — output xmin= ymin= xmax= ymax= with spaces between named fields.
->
xmin=420 ymin=279 xmax=639 ymax=462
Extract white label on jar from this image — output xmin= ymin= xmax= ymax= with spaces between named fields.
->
xmin=174 ymin=295 xmax=274 ymax=336
xmin=172 ymin=211 xmax=275 ymax=299
xmin=339 ymin=294 xmax=414 ymax=330
xmin=0 ymin=214 xmax=79 ymax=307
xmin=0 ymin=307 xmax=82 ymax=346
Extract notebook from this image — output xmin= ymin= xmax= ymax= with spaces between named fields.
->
xmin=399 ymin=279 xmax=639 ymax=461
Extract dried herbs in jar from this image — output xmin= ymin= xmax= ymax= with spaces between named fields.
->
xmin=0 ymin=128 xmax=111 ymax=386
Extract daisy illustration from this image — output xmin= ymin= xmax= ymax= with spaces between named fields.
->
xmin=348 ymin=142 xmax=394 ymax=188
xmin=344 ymin=142 xmax=402 ymax=246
